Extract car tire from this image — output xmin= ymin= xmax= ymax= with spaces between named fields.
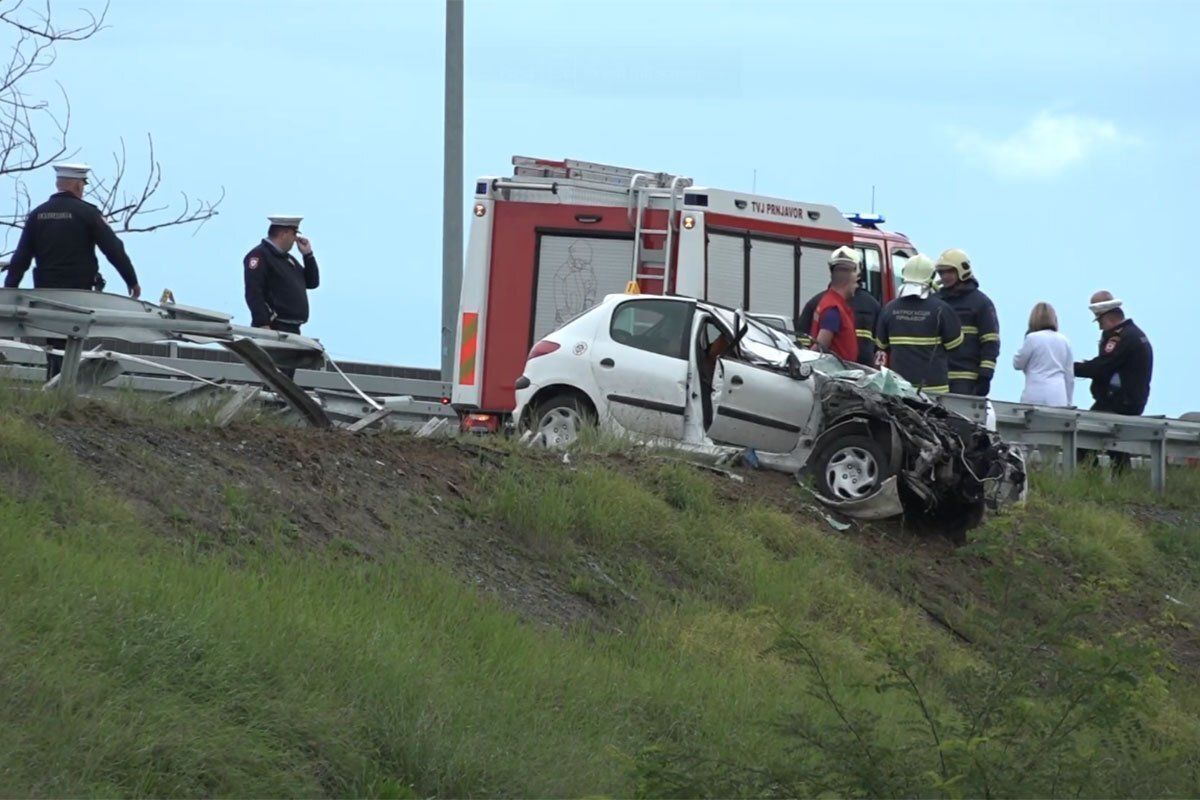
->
xmin=810 ymin=434 xmax=890 ymax=503
xmin=528 ymin=392 xmax=595 ymax=448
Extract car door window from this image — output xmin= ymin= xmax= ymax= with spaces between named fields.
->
xmin=891 ymin=249 xmax=912 ymax=296
xmin=609 ymin=299 xmax=692 ymax=359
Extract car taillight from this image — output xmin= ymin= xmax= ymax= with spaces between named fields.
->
xmin=527 ymin=340 xmax=560 ymax=359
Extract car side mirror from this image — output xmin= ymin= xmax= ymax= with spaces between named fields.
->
xmin=786 ymin=352 xmax=813 ymax=381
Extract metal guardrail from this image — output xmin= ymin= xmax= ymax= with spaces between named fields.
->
xmin=937 ymin=394 xmax=1200 ymax=493
xmin=0 ymin=288 xmax=455 ymax=430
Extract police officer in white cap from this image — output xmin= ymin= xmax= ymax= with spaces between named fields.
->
xmin=243 ymin=215 xmax=320 ymax=338
xmin=3 ymin=163 xmax=140 ymax=297
xmin=4 ymin=162 xmax=141 ymax=379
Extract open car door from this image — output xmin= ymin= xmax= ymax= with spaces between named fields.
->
xmin=707 ymin=357 xmax=815 ymax=453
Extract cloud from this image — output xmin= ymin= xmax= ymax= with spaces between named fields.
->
xmin=951 ymin=112 xmax=1137 ymax=179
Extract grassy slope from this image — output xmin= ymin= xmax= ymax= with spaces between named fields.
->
xmin=2 ymin=394 xmax=1200 ymax=797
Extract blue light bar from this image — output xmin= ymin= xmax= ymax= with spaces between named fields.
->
xmin=845 ymin=212 xmax=886 ymax=227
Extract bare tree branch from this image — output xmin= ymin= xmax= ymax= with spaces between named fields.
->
xmin=1 ymin=1 xmax=221 ymax=259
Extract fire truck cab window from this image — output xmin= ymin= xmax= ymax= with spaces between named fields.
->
xmin=891 ymin=249 xmax=912 ymax=296
xmin=856 ymin=245 xmax=884 ymax=301
xmin=610 ymin=299 xmax=692 ymax=360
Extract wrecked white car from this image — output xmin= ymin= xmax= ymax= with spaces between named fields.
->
xmin=513 ymin=294 xmax=1026 ymax=530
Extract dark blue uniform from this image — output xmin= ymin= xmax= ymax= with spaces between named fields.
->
xmin=1074 ymin=318 xmax=1153 ymax=415
xmin=243 ymin=239 xmax=320 ymax=332
xmin=3 ymin=192 xmax=138 ymax=290
xmin=796 ymin=286 xmax=880 ymax=365
xmin=938 ymin=278 xmax=1000 ymax=395
xmin=875 ymin=295 xmax=963 ymax=394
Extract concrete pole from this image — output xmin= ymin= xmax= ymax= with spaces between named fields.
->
xmin=440 ymin=0 xmax=464 ymax=382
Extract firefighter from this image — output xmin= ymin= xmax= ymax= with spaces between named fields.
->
xmin=874 ymin=254 xmax=963 ymax=393
xmin=935 ymin=248 xmax=1000 ymax=396
xmin=807 ymin=246 xmax=860 ymax=362
xmin=243 ymin=215 xmax=320 ymax=336
xmin=796 ymin=254 xmax=880 ymax=364
xmin=3 ymin=163 xmax=141 ymax=379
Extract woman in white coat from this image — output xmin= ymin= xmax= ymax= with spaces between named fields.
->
xmin=1012 ymin=302 xmax=1074 ymax=406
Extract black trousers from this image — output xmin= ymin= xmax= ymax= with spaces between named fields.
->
xmin=271 ymin=321 xmax=302 ymax=381
xmin=949 ymin=378 xmax=978 ymax=395
xmin=32 ymin=276 xmax=94 ymax=382
xmin=1077 ymin=400 xmax=1142 ymax=473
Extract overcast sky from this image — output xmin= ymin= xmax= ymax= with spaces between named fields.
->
xmin=8 ymin=0 xmax=1198 ymax=414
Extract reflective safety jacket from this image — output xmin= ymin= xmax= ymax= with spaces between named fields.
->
xmin=937 ymin=279 xmax=1000 ymax=384
xmin=797 ymin=286 xmax=880 ymax=365
xmin=875 ymin=295 xmax=964 ymax=393
xmin=810 ymin=287 xmax=858 ymax=362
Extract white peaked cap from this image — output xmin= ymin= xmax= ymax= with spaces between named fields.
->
xmin=1088 ymin=298 xmax=1123 ymax=317
xmin=54 ymin=163 xmax=91 ymax=180
xmin=268 ymin=215 xmax=303 ymax=229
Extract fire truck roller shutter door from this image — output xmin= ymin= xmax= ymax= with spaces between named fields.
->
xmin=706 ymin=233 xmax=746 ymax=309
xmin=798 ymin=244 xmax=836 ymax=311
xmin=532 ymin=235 xmax=635 ymax=342
xmin=749 ymin=239 xmax=795 ymax=320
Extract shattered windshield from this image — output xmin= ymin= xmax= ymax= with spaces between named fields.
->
xmin=811 ymin=354 xmax=923 ymax=400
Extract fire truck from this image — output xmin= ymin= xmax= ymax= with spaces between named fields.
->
xmin=452 ymin=156 xmax=917 ymax=431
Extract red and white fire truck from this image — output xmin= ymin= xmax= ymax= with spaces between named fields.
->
xmin=452 ymin=156 xmax=917 ymax=430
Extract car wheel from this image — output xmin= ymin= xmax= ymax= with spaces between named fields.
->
xmin=812 ymin=435 xmax=888 ymax=502
xmin=530 ymin=393 xmax=594 ymax=448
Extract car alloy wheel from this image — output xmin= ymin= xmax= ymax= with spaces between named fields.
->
xmin=536 ymin=405 xmax=584 ymax=448
xmin=824 ymin=444 xmax=881 ymax=501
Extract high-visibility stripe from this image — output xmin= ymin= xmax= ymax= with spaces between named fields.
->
xmin=889 ymin=336 xmax=941 ymax=345
xmin=944 ymin=333 xmax=964 ymax=350
xmin=875 ymin=337 xmax=887 ymax=349
xmin=980 ymin=360 xmax=996 ymax=370
xmin=961 ymin=325 xmax=979 ymax=335
xmin=923 ymin=385 xmax=950 ymax=394
xmin=948 ymin=370 xmax=979 ymax=380
xmin=796 ymin=335 xmax=813 ymax=346
xmin=979 ymin=333 xmax=1000 ymax=343
xmin=855 ymin=328 xmax=874 ymax=339
xmin=458 ymin=312 xmax=479 ymax=386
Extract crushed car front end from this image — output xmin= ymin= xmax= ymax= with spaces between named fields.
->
xmin=808 ymin=372 xmax=1027 ymax=537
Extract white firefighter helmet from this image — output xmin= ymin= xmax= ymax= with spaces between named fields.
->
xmin=935 ymin=248 xmax=972 ymax=281
xmin=828 ymin=245 xmax=862 ymax=275
xmin=898 ymin=254 xmax=937 ymax=298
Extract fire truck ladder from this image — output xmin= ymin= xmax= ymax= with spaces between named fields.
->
xmin=509 ymin=158 xmax=694 ymax=292
xmin=627 ymin=173 xmax=691 ymax=292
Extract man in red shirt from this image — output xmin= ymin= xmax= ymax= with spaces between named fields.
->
xmin=809 ymin=246 xmax=860 ymax=362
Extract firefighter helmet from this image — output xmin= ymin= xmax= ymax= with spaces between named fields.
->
xmin=829 ymin=246 xmax=861 ymax=274
xmin=935 ymin=248 xmax=972 ymax=281
xmin=897 ymin=254 xmax=936 ymax=298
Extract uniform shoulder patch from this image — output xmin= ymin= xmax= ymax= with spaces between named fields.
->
xmin=247 ymin=256 xmax=260 ymax=270
xmin=1104 ymin=337 xmax=1119 ymax=354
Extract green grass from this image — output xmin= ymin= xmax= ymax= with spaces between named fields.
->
xmin=2 ymin=407 xmax=1200 ymax=797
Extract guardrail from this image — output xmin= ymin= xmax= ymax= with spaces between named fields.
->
xmin=937 ymin=394 xmax=1200 ymax=494
xmin=0 ymin=288 xmax=456 ymax=431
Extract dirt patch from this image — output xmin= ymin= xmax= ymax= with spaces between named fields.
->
xmin=35 ymin=405 xmax=603 ymax=630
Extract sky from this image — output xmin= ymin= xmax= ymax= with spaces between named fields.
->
xmin=6 ymin=0 xmax=1199 ymax=414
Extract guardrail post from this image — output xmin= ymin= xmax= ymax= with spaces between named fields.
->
xmin=56 ymin=336 xmax=84 ymax=394
xmin=1061 ymin=428 xmax=1078 ymax=476
xmin=1149 ymin=438 xmax=1167 ymax=494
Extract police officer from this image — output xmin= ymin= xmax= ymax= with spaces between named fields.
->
xmin=243 ymin=215 xmax=320 ymax=336
xmin=797 ymin=251 xmax=880 ymax=365
xmin=3 ymin=163 xmax=141 ymax=378
xmin=1074 ymin=291 xmax=1153 ymax=415
xmin=807 ymin=246 xmax=860 ymax=362
xmin=1073 ymin=291 xmax=1153 ymax=471
xmin=935 ymin=248 xmax=1000 ymax=396
xmin=874 ymin=254 xmax=963 ymax=393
